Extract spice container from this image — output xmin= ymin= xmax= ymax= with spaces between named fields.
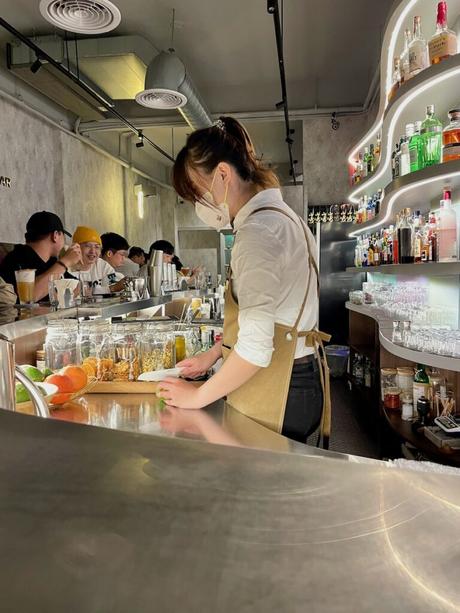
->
xmin=141 ymin=323 xmax=176 ymax=373
xmin=112 ymin=322 xmax=141 ymax=381
xmin=380 ymin=368 xmax=397 ymax=401
xmin=79 ymin=319 xmax=114 ymax=380
xmin=44 ymin=319 xmax=79 ymax=371
xmin=397 ymin=367 xmax=414 ymax=394
xmin=384 ymin=387 xmax=401 ymax=410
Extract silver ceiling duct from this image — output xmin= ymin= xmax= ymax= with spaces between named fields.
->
xmin=135 ymin=51 xmax=212 ymax=129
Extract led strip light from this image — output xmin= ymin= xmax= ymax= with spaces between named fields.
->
xmin=347 ymin=0 xmax=419 ymax=167
xmin=348 ymin=62 xmax=460 ymax=208
xmin=348 ymin=167 xmax=460 ymax=237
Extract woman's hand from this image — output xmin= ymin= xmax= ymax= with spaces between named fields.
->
xmin=157 ymin=378 xmax=204 ymax=409
xmin=176 ymin=345 xmax=221 ymax=379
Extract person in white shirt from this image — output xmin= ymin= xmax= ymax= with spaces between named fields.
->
xmin=158 ymin=116 xmax=330 ymax=444
xmin=116 ymin=246 xmax=146 ymax=277
xmin=71 ymin=226 xmax=125 ymax=294
xmin=101 ymin=232 xmax=130 ymax=282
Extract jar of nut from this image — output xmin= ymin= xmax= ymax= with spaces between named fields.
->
xmin=140 ymin=323 xmax=176 ymax=373
xmin=79 ymin=319 xmax=114 ymax=381
xmin=112 ymin=322 xmax=141 ymax=381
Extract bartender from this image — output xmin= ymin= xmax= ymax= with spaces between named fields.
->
xmin=159 ymin=116 xmax=330 ymax=444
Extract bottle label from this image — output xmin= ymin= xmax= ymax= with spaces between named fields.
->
xmin=409 ymin=46 xmax=428 ymax=73
xmin=429 ymin=32 xmax=457 ymax=63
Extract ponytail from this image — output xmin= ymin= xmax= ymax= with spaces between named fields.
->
xmin=172 ymin=116 xmax=280 ymax=203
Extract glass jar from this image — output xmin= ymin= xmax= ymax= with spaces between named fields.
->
xmin=141 ymin=323 xmax=176 ymax=373
xmin=112 ymin=322 xmax=141 ymax=381
xmin=79 ymin=319 xmax=114 ymax=380
xmin=44 ymin=319 xmax=79 ymax=371
xmin=442 ymin=109 xmax=460 ymax=146
xmin=384 ymin=387 xmax=401 ymax=410
xmin=380 ymin=368 xmax=397 ymax=401
xmin=397 ymin=367 xmax=414 ymax=394
xmin=401 ymin=393 xmax=414 ymax=421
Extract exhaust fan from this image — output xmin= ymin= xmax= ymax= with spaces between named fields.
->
xmin=39 ymin=0 xmax=121 ymax=35
xmin=136 ymin=51 xmax=212 ymax=129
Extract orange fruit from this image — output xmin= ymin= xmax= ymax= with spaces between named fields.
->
xmin=61 ymin=365 xmax=88 ymax=391
xmin=50 ymin=392 xmax=72 ymax=406
xmin=81 ymin=362 xmax=96 ymax=378
xmin=46 ymin=373 xmax=74 ymax=393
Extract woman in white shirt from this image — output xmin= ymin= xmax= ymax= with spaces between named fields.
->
xmin=159 ymin=117 xmax=330 ymax=444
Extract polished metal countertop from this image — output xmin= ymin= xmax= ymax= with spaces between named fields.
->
xmin=1 ymin=407 xmax=460 ymax=612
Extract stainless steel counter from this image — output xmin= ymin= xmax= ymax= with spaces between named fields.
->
xmin=1 ymin=406 xmax=460 ymax=612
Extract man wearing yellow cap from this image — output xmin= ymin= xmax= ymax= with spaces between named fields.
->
xmin=71 ymin=226 xmax=125 ymax=294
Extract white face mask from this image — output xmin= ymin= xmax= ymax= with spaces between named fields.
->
xmin=194 ymin=169 xmax=231 ymax=230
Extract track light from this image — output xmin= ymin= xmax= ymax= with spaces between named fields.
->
xmin=30 ymin=57 xmax=43 ymax=74
xmin=331 ymin=112 xmax=340 ymax=131
xmin=136 ymin=132 xmax=144 ymax=148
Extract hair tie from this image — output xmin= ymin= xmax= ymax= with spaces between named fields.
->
xmin=214 ymin=119 xmax=225 ymax=132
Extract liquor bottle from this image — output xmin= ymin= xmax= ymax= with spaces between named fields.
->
xmin=389 ymin=58 xmax=401 ymax=102
xmin=364 ymin=359 xmax=372 ymax=388
xmin=398 ymin=208 xmax=414 ymax=264
xmin=367 ymin=237 xmax=374 ymax=267
xmin=400 ymin=124 xmax=414 ymax=176
xmin=393 ymin=142 xmax=402 ymax=179
xmin=368 ymin=144 xmax=375 ymax=174
xmin=429 ymin=1 xmax=458 ymax=65
xmin=421 ymin=218 xmax=430 ymax=263
xmin=428 ymin=212 xmax=439 ymax=261
xmin=374 ymin=134 xmax=382 ymax=167
xmin=362 ymin=147 xmax=369 ymax=178
xmin=400 ymin=28 xmax=412 ymax=83
xmin=438 ymin=189 xmax=458 ymax=261
xmin=412 ymin=210 xmax=423 ymax=263
xmin=409 ymin=16 xmax=429 ymax=78
xmin=373 ymin=235 xmax=381 ymax=266
xmin=393 ymin=215 xmax=400 ymax=264
xmin=443 ymin=109 xmax=460 ymax=146
xmin=421 ymin=105 xmax=443 ymax=167
xmin=409 ymin=121 xmax=424 ymax=172
xmin=413 ymin=364 xmax=430 ymax=412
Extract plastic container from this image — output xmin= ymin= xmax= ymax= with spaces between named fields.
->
xmin=44 ymin=319 xmax=79 ymax=371
xmin=324 ymin=345 xmax=349 ymax=378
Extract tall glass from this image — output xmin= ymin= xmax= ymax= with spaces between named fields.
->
xmin=15 ymin=269 xmax=36 ymax=304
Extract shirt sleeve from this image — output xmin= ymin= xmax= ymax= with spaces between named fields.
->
xmin=231 ymin=222 xmax=282 ymax=368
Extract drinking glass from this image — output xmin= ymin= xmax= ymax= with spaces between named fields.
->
xmin=48 ymin=273 xmax=63 ymax=308
xmin=15 ymin=269 xmax=36 ymax=304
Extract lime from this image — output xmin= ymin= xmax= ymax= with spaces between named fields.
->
xmin=19 ymin=365 xmax=45 ymax=383
xmin=15 ymin=383 xmax=30 ymax=404
xmin=42 ymin=368 xmax=54 ymax=378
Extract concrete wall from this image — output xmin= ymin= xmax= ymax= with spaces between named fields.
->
xmin=0 ymin=94 xmax=174 ymax=249
xmin=302 ymin=113 xmax=368 ymax=209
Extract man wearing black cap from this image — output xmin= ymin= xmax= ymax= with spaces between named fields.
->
xmin=0 ymin=211 xmax=82 ymax=302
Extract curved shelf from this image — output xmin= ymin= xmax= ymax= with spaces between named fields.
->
xmin=349 ymin=54 xmax=460 ymax=204
xmin=347 ymin=0 xmax=460 ymax=169
xmin=346 ymin=262 xmax=460 ymax=275
xmin=348 ymin=158 xmax=460 ymax=237
xmin=346 ymin=302 xmax=460 ymax=372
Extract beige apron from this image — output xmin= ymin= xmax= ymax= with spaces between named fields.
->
xmin=222 ymin=207 xmax=332 ymax=448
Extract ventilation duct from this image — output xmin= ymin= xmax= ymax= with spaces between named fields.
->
xmin=39 ymin=0 xmax=121 ymax=35
xmin=135 ymin=51 xmax=212 ymax=129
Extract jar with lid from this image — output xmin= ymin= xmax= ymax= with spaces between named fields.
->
xmin=397 ymin=367 xmax=414 ymax=394
xmin=141 ymin=323 xmax=176 ymax=373
xmin=401 ymin=393 xmax=414 ymax=421
xmin=79 ymin=319 xmax=114 ymax=380
xmin=44 ymin=319 xmax=79 ymax=371
xmin=443 ymin=109 xmax=460 ymax=146
xmin=112 ymin=322 xmax=141 ymax=381
xmin=384 ymin=387 xmax=401 ymax=410
xmin=380 ymin=368 xmax=397 ymax=401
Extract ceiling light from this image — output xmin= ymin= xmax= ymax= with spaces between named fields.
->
xmin=136 ymin=132 xmax=144 ymax=148
xmin=39 ymin=0 xmax=121 ymax=35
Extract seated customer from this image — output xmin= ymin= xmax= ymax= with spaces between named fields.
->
xmin=71 ymin=226 xmax=125 ymax=293
xmin=101 ymin=233 xmax=129 ymax=281
xmin=116 ymin=246 xmax=146 ymax=277
xmin=0 ymin=211 xmax=81 ymax=302
xmin=149 ymin=240 xmax=175 ymax=264
xmin=0 ymin=277 xmax=17 ymax=305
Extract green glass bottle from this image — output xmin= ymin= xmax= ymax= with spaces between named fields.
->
xmin=421 ymin=105 xmax=443 ymax=167
xmin=409 ymin=121 xmax=424 ymax=172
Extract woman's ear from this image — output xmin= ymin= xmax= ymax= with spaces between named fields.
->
xmin=217 ymin=162 xmax=232 ymax=185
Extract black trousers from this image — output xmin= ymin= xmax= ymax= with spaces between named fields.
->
xmin=281 ymin=359 xmax=323 ymax=443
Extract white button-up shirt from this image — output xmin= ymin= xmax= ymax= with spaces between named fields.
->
xmin=231 ymin=188 xmax=319 ymax=367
